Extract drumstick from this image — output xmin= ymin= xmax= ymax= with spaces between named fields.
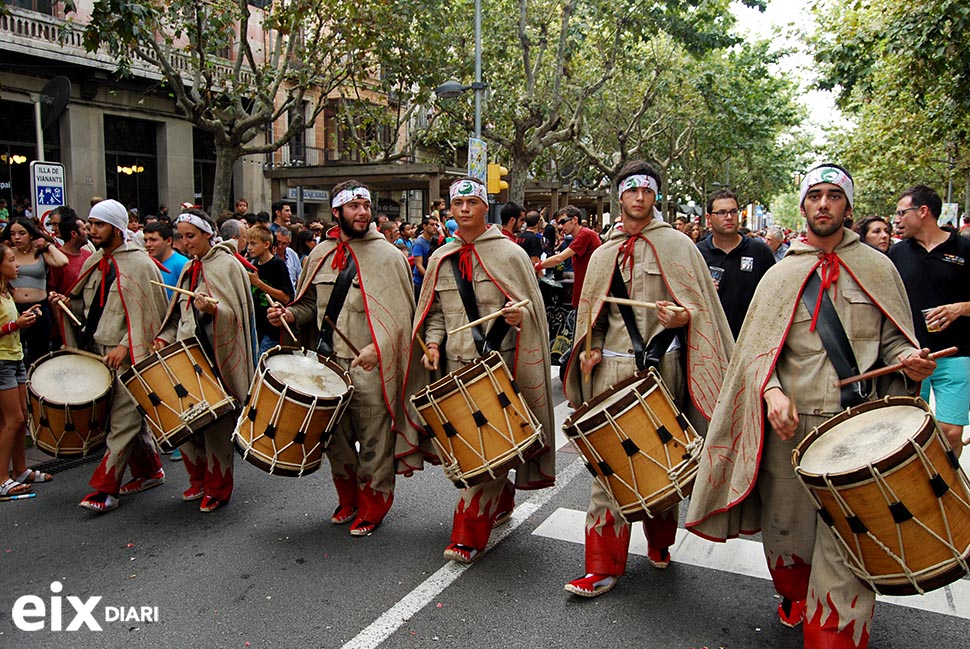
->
xmin=323 ymin=315 xmax=361 ymax=357
xmin=56 ymin=300 xmax=82 ymax=327
xmin=447 ymin=299 xmax=531 ymax=335
xmin=600 ymin=296 xmax=685 ymax=313
xmin=834 ymin=347 xmax=958 ymax=388
xmin=150 ymin=281 xmax=220 ymax=304
xmin=414 ymin=332 xmax=434 ymax=366
xmin=268 ymin=298 xmax=297 ymax=342
xmin=583 ymin=307 xmax=592 ymax=385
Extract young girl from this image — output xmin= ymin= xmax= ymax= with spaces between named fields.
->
xmin=0 ymin=244 xmax=49 ymax=499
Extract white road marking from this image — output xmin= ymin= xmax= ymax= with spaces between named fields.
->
xmin=532 ymin=507 xmax=970 ymax=620
xmin=554 ymin=398 xmax=573 ymax=451
xmin=340 ymin=457 xmax=587 ymax=649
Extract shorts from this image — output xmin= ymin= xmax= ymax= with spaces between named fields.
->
xmin=920 ymin=355 xmax=970 ymax=426
xmin=0 ymin=358 xmax=27 ymax=391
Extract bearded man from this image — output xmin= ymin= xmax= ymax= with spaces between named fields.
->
xmin=270 ymin=180 xmax=415 ymax=536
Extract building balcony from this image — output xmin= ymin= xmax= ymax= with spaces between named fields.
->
xmin=265 ymin=144 xmax=368 ymax=170
xmin=1 ymin=5 xmax=252 ymax=87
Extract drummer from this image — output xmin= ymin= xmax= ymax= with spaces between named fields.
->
xmin=562 ymin=161 xmax=734 ymax=597
xmin=154 ymin=209 xmax=256 ymax=513
xmin=686 ymin=164 xmax=935 ymax=648
xmin=402 ymin=176 xmax=554 ymax=564
xmin=49 ymin=199 xmax=169 ymax=514
xmin=268 ymin=180 xmax=415 ymax=536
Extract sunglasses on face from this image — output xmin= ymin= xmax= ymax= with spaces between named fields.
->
xmin=558 ymin=219 xmax=568 ymax=225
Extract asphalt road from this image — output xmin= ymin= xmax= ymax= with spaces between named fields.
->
xmin=2 ymin=376 xmax=968 ymax=649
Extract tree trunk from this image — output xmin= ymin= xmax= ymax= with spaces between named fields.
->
xmin=508 ymin=156 xmax=530 ymax=206
xmin=212 ymin=145 xmax=241 ymax=216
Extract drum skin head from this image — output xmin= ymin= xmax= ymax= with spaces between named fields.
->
xmin=30 ymin=353 xmax=112 ymax=404
xmin=800 ymin=405 xmax=926 ymax=474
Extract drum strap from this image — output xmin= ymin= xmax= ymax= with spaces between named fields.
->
xmin=78 ymin=262 xmax=117 ymax=350
xmin=609 ymin=265 xmax=679 ymax=372
xmin=450 ymin=255 xmax=511 ymax=356
xmin=317 ymin=254 xmax=358 ymax=357
xmin=801 ymin=272 xmax=870 ymax=408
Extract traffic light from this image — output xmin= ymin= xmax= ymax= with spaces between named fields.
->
xmin=487 ymin=163 xmax=509 ymax=195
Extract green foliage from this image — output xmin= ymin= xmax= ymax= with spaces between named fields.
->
xmin=769 ymin=191 xmax=802 ymax=230
xmin=812 ymin=0 xmax=970 ymax=213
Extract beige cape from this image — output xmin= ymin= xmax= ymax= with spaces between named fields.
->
xmin=65 ymin=246 xmax=168 ymax=365
xmin=159 ymin=242 xmax=256 ymax=401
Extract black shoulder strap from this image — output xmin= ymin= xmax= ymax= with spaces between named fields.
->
xmin=801 ymin=271 xmax=868 ymax=408
xmin=608 ymin=264 xmax=678 ymax=371
xmin=317 ymin=254 xmax=358 ymax=357
xmin=78 ymin=262 xmax=117 ymax=351
xmin=450 ymin=255 xmax=510 ymax=356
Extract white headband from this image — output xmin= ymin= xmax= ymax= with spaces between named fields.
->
xmin=450 ymin=179 xmax=488 ymax=204
xmin=176 ymin=213 xmax=214 ymax=236
xmin=800 ymin=166 xmax=854 ymax=207
xmin=619 ymin=174 xmax=659 ymax=196
xmin=332 ymin=187 xmax=371 ymax=209
xmin=88 ymin=199 xmax=131 ymax=242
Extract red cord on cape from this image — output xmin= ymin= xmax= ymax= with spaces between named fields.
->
xmin=619 ymin=233 xmax=647 ymax=276
xmin=457 ymin=244 xmax=474 ymax=281
xmin=809 ymin=252 xmax=842 ymax=332
xmin=97 ymin=257 xmax=111 ymax=307
xmin=188 ymin=260 xmax=203 ymax=292
xmin=331 ymin=241 xmax=350 ymax=270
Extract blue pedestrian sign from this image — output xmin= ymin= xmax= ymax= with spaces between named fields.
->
xmin=30 ymin=161 xmax=66 ymax=229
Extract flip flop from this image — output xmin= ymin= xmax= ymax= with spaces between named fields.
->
xmin=1 ymin=479 xmax=33 ymax=497
xmin=16 ymin=469 xmax=52 ymax=484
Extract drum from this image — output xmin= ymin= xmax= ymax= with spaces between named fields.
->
xmin=793 ymin=397 xmax=970 ymax=595
xmin=562 ymin=368 xmax=701 ymax=522
xmin=27 ymin=350 xmax=113 ymax=457
xmin=120 ymin=338 xmax=236 ymax=452
xmin=233 ymin=347 xmax=352 ymax=477
xmin=410 ymin=351 xmax=544 ymax=488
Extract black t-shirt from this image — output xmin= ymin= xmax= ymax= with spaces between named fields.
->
xmin=696 ymin=234 xmax=775 ymax=339
xmin=518 ymin=230 xmax=544 ymax=260
xmin=888 ymin=232 xmax=970 ymax=354
xmin=251 ymin=255 xmax=295 ymax=339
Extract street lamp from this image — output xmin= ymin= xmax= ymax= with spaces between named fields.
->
xmin=434 ymin=0 xmax=484 ymax=141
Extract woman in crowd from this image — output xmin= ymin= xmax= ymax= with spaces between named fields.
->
xmin=855 ymin=216 xmax=892 ymax=253
xmin=293 ymin=228 xmax=317 ymax=261
xmin=0 ymin=217 xmax=67 ymax=369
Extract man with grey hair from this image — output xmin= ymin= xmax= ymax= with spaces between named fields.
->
xmin=764 ymin=227 xmax=789 ymax=262
xmin=219 ymin=218 xmax=247 ymax=254
xmin=275 ymin=226 xmax=301 ymax=289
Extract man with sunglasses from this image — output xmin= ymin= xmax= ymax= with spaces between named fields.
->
xmin=536 ymin=205 xmax=601 ymax=309
xmin=688 ymin=164 xmax=934 ymax=648
xmin=889 ymin=184 xmax=970 ymax=457
xmin=696 ymin=189 xmax=775 ymax=339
